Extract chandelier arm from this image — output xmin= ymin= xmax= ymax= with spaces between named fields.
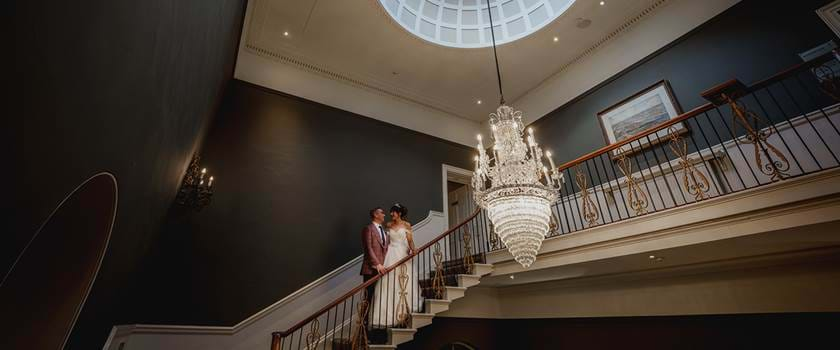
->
xmin=485 ymin=0 xmax=505 ymax=105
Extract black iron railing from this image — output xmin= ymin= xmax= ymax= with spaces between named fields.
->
xmin=272 ymin=53 xmax=840 ymax=349
xmin=520 ymin=52 xmax=840 ymax=241
xmin=270 ymin=209 xmax=493 ymax=350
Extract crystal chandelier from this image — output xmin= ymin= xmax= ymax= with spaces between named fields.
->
xmin=471 ymin=0 xmax=564 ymax=268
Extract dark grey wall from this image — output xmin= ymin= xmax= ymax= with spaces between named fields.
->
xmin=130 ymin=81 xmax=475 ymax=325
xmin=11 ymin=0 xmax=246 ymax=348
xmin=533 ymin=0 xmax=836 ymax=164
xmin=400 ymin=314 xmax=840 ymax=350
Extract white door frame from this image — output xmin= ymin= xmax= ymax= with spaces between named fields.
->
xmin=441 ymin=164 xmax=474 ymax=227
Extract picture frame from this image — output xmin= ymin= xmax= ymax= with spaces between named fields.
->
xmin=597 ymin=80 xmax=686 ymax=157
xmin=817 ymin=0 xmax=840 ymax=39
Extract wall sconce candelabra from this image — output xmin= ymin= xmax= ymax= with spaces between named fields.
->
xmin=176 ymin=155 xmax=214 ymax=210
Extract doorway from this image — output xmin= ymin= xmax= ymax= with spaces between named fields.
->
xmin=441 ymin=165 xmax=475 ymax=227
xmin=1 ymin=173 xmax=118 ymax=349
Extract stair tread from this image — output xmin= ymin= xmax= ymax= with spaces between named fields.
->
xmin=426 ymin=298 xmax=451 ymax=303
xmin=390 ymin=327 xmax=417 ymax=331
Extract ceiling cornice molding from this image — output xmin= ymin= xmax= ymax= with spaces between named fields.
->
xmin=510 ymin=0 xmax=742 ymax=125
xmin=242 ymin=0 xmax=477 ymax=120
xmin=244 ymin=0 xmax=676 ymax=128
xmin=235 ymin=0 xmax=739 ymax=143
xmin=242 ymin=43 xmax=471 ymax=119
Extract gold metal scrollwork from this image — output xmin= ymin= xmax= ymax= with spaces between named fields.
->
xmin=667 ymin=127 xmax=711 ymax=201
xmin=305 ymin=319 xmax=321 ymax=348
xmin=350 ymin=300 xmax=368 ymax=350
xmin=575 ymin=167 xmax=600 ymax=226
xmin=462 ymin=228 xmax=474 ymax=274
xmin=432 ymin=242 xmax=445 ymax=299
xmin=548 ymin=212 xmax=559 ymax=235
xmin=724 ymin=93 xmax=790 ymax=182
xmin=395 ymin=264 xmax=410 ymax=327
xmin=615 ymin=150 xmax=649 ymax=215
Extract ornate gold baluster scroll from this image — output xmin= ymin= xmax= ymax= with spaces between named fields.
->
xmin=724 ymin=93 xmax=790 ymax=182
xmin=667 ymin=127 xmax=711 ymax=201
xmin=305 ymin=319 xmax=321 ymax=349
xmin=462 ymin=228 xmax=475 ymax=274
xmin=350 ymin=300 xmax=368 ymax=350
xmin=395 ymin=264 xmax=410 ymax=327
xmin=432 ymin=242 xmax=445 ymax=299
xmin=615 ymin=150 xmax=649 ymax=215
xmin=575 ymin=167 xmax=600 ymax=226
xmin=548 ymin=212 xmax=559 ymax=235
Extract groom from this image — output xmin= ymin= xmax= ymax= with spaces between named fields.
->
xmin=360 ymin=207 xmax=388 ymax=325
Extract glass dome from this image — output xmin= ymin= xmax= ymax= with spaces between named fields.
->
xmin=378 ymin=0 xmax=576 ymax=48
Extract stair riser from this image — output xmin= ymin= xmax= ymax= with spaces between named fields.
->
xmin=457 ymin=275 xmax=481 ymax=288
xmin=389 ymin=330 xmax=416 ymax=346
xmin=425 ymin=301 xmax=450 ymax=314
xmin=411 ymin=317 xmax=433 ymax=329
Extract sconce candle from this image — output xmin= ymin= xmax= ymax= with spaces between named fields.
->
xmin=176 ymin=156 xmax=215 ymax=210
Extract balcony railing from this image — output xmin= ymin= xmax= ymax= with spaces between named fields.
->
xmin=515 ymin=52 xmax=840 ymax=242
xmin=271 ymin=53 xmax=840 ymax=349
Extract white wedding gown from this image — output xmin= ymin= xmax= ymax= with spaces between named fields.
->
xmin=370 ymin=226 xmax=419 ymax=327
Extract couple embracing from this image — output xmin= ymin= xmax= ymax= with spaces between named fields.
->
xmin=360 ymin=204 xmax=420 ymax=327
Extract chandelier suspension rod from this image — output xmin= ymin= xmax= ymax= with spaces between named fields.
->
xmin=486 ymin=0 xmax=505 ymax=105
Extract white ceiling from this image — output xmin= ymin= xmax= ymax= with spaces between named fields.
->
xmin=242 ymin=0 xmax=667 ymax=121
xmin=235 ymin=0 xmax=740 ymax=145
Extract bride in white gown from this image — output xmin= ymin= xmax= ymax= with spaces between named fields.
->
xmin=370 ymin=204 xmax=419 ymax=327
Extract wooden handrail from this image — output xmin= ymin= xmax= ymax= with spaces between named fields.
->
xmin=556 ymin=51 xmax=835 ymax=172
xmin=748 ymin=51 xmax=834 ymax=91
xmin=557 ymin=103 xmax=715 ymax=171
xmin=272 ymin=51 xmax=837 ymax=343
xmin=273 ymin=208 xmax=482 ymax=338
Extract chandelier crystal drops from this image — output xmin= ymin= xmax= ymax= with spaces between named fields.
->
xmin=472 ymin=105 xmax=564 ymax=268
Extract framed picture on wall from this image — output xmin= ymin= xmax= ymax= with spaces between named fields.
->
xmin=597 ymin=80 xmax=685 ymax=157
xmin=817 ymin=0 xmax=840 ymax=38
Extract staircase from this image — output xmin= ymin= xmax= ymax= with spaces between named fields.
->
xmin=362 ymin=256 xmax=492 ymax=350
xmin=270 ymin=210 xmax=495 ymax=350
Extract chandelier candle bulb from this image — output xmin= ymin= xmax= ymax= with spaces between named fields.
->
xmin=472 ymin=0 xmax=564 ymax=268
xmin=472 ymin=105 xmax=564 ymax=268
xmin=546 ymin=151 xmax=557 ymax=170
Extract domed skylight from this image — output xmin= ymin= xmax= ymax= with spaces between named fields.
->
xmin=378 ymin=0 xmax=576 ymax=48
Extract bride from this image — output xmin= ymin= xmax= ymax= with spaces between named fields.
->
xmin=370 ymin=204 xmax=419 ymax=327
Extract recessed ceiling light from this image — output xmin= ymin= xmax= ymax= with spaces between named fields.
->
xmin=553 ymin=37 xmax=559 ymax=42
xmin=600 ymin=1 xmax=606 ymax=5
xmin=477 ymin=99 xmax=482 ymax=105
xmin=509 ymin=275 xmax=515 ymax=279
xmin=283 ymin=31 xmax=289 ymax=36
